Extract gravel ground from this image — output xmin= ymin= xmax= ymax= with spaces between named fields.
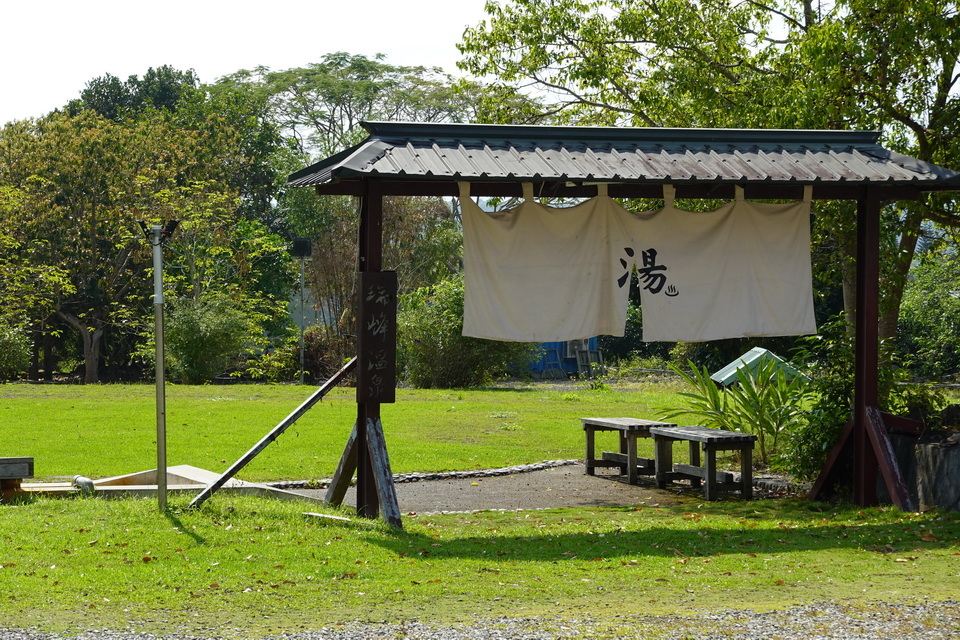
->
xmin=2 ymin=601 xmax=959 ymax=639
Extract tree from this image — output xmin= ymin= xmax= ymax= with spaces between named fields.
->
xmin=70 ymin=66 xmax=202 ymax=121
xmin=73 ymin=66 xmax=285 ymax=229
xmin=458 ymin=0 xmax=960 ymax=350
xmin=234 ymin=52 xmax=483 ymax=158
xmin=897 ymin=248 xmax=960 ymax=380
xmin=227 ymin=53 xmax=478 ymax=366
xmin=0 ymin=111 xmax=246 ymax=382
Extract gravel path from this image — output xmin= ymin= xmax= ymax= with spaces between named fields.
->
xmin=2 ymin=601 xmax=959 ymax=639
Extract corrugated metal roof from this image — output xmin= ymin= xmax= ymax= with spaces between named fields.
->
xmin=287 ymin=121 xmax=960 ymax=191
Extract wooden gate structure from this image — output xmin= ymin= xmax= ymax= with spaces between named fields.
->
xmin=274 ymin=121 xmax=960 ymax=526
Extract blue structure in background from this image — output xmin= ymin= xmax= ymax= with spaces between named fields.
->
xmin=530 ymin=338 xmax=603 ymax=378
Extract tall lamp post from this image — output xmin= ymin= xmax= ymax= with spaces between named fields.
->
xmin=291 ymin=238 xmax=312 ymax=385
xmin=139 ymin=220 xmax=178 ymax=511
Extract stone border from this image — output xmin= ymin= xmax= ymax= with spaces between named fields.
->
xmin=268 ymin=460 xmax=809 ymax=497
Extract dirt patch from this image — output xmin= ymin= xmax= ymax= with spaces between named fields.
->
xmin=291 ymin=464 xmax=691 ymax=514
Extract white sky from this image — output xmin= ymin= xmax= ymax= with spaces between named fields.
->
xmin=1 ymin=0 xmax=491 ymax=125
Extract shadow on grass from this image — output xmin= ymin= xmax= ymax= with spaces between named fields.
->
xmin=165 ymin=510 xmax=207 ymax=545
xmin=365 ymin=502 xmax=960 ymax=562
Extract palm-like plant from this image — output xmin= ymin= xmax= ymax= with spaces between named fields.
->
xmin=659 ymin=358 xmax=811 ymax=466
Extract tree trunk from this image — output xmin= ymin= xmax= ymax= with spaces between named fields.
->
xmin=58 ymin=311 xmax=104 ymax=384
xmin=878 ymin=207 xmax=923 ymax=345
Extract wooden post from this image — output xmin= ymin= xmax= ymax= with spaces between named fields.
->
xmin=353 ymin=180 xmax=402 ymax=525
xmin=853 ymin=193 xmax=881 ymax=506
xmin=810 ymin=190 xmax=915 ymax=511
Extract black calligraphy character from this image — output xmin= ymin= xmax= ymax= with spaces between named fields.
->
xmin=637 ymin=248 xmax=668 ymax=294
xmin=617 ymin=247 xmax=635 ymax=288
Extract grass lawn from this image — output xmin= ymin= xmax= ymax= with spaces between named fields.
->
xmin=1 ymin=381 xmax=958 ymax=638
xmin=2 ymin=495 xmax=958 ymax=638
xmin=0 ymin=380 xmax=681 ymax=481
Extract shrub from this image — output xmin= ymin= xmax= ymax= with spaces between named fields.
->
xmin=659 ymin=358 xmax=812 ymax=467
xmin=783 ymin=316 xmax=946 ymax=480
xmin=0 ymin=325 xmax=31 ymax=381
xmin=300 ymin=323 xmax=354 ymax=384
xmin=244 ymin=334 xmax=299 ymax=383
xmin=165 ymin=294 xmax=264 ymax=384
xmin=397 ymin=275 xmax=539 ymax=388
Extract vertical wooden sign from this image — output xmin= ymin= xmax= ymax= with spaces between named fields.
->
xmin=358 ymin=271 xmax=397 ymax=403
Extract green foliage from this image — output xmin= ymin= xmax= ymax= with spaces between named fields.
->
xmin=397 ymin=276 xmax=539 ymax=388
xmin=782 ymin=318 xmax=857 ymax=480
xmin=659 ymin=362 xmax=730 ymax=430
xmin=784 ymin=316 xmax=947 ymax=480
xmin=659 ymin=359 xmax=812 ymax=466
xmin=0 ymin=325 xmax=30 ymax=381
xmin=164 ymin=294 xmax=266 ymax=384
xmin=243 ymin=334 xmax=299 ymax=383
xmin=726 ymin=359 xmax=812 ymax=467
xmin=897 ymin=251 xmax=960 ymax=380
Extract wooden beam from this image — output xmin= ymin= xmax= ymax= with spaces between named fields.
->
xmin=189 ymin=358 xmax=357 ymax=509
xmin=810 ymin=190 xmax=916 ymax=511
xmin=853 ymin=192 xmax=881 ymax=506
xmin=325 ymin=422 xmax=358 ymax=507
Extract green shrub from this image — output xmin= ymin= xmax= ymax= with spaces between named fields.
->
xmin=244 ymin=334 xmax=299 ymax=383
xmin=165 ymin=294 xmax=264 ymax=384
xmin=299 ymin=323 xmax=354 ymax=384
xmin=397 ymin=275 xmax=539 ymax=388
xmin=659 ymin=358 xmax=812 ymax=467
xmin=783 ymin=316 xmax=946 ymax=480
xmin=0 ymin=324 xmax=31 ymax=381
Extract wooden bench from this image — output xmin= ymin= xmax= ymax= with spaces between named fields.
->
xmin=582 ymin=418 xmax=676 ymax=485
xmin=648 ymin=426 xmax=757 ymax=500
xmin=0 ymin=457 xmax=34 ymax=502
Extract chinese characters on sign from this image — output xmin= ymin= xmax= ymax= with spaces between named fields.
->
xmin=619 ymin=247 xmax=679 ymax=297
xmin=358 ymin=271 xmax=397 ymax=403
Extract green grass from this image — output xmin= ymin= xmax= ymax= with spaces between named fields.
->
xmin=2 ymin=380 xmax=958 ymax=637
xmin=1 ymin=495 xmax=958 ymax=637
xmin=0 ymin=381 xmax=681 ymax=481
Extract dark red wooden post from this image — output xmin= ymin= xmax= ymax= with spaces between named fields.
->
xmin=853 ymin=191 xmax=881 ymax=505
xmin=811 ymin=189 xmax=915 ymax=511
xmin=356 ymin=179 xmax=383 ymax=518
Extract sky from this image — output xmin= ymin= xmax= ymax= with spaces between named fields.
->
xmin=1 ymin=0 xmax=491 ymax=125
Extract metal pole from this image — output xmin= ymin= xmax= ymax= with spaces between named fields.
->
xmin=151 ymin=225 xmax=168 ymax=511
xmin=299 ymin=257 xmax=306 ymax=385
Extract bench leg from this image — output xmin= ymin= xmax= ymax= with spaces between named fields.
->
xmin=741 ymin=446 xmax=753 ymax=499
xmin=626 ymin=434 xmax=638 ymax=485
xmin=617 ymin=432 xmax=629 ymax=475
xmin=704 ymin=446 xmax=718 ymax=500
xmin=688 ymin=441 xmax=702 ymax=490
xmin=585 ymin=427 xmax=596 ymax=476
xmin=654 ymin=437 xmax=673 ymax=489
